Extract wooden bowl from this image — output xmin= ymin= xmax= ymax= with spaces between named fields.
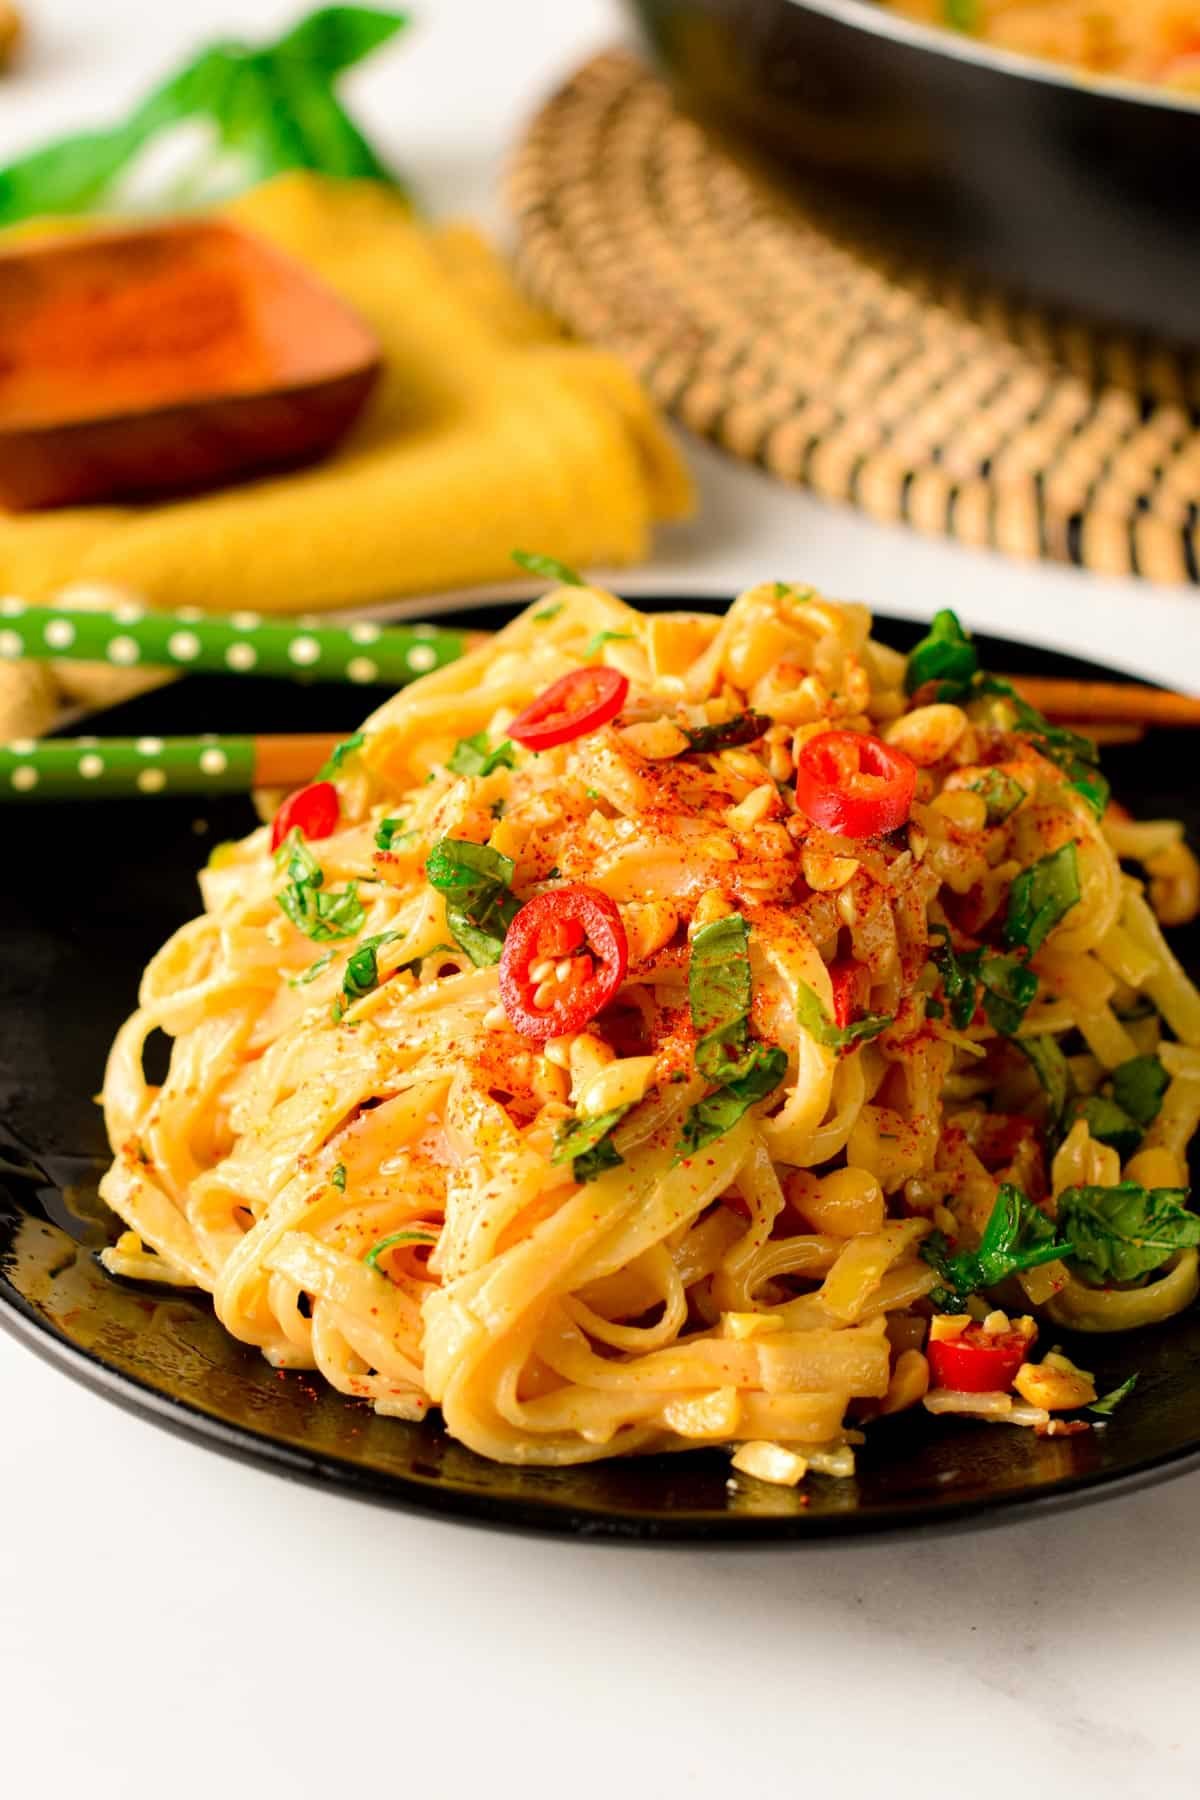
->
xmin=0 ymin=220 xmax=383 ymax=510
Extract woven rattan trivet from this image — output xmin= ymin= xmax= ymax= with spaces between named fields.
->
xmin=510 ymin=50 xmax=1200 ymax=586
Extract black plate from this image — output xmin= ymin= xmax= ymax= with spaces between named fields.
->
xmin=3 ymin=597 xmax=1200 ymax=1541
xmin=626 ymin=0 xmax=1200 ymax=349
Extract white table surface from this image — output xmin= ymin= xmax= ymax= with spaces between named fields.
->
xmin=3 ymin=4 xmax=1200 ymax=1796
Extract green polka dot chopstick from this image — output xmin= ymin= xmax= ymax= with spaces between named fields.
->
xmin=1 ymin=732 xmax=343 ymax=800
xmin=0 ymin=597 xmax=479 ymax=685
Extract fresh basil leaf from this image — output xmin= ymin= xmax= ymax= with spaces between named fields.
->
xmin=979 ymin=678 xmax=1109 ymax=818
xmin=1072 ymin=1095 xmax=1143 ymax=1163
xmin=0 ymin=7 xmax=408 ymax=226
xmin=967 ymin=768 xmax=1027 ymax=825
xmin=533 ymin=604 xmax=564 ymax=623
xmin=678 ymin=915 xmax=787 ymax=1156
xmin=920 ymin=1183 xmax=1070 ymax=1299
xmin=552 ymin=1105 xmax=631 ymax=1182
xmin=1016 ymin=1033 xmax=1075 ymax=1143
xmin=1111 ymin=1055 xmax=1169 ymax=1129
xmin=905 ymin=609 xmax=978 ymax=699
xmin=320 ymin=731 xmax=365 ymax=778
xmin=795 ymin=981 xmax=891 ymax=1050
xmin=1004 ymin=843 xmax=1081 ymax=956
xmin=928 ymin=926 xmax=1038 ymax=1035
xmin=374 ymin=816 xmax=413 ymax=852
xmin=364 ymin=1225 xmax=439 ymax=1270
xmin=583 ymin=630 xmax=634 ymax=657
xmin=682 ymin=712 xmax=771 ymax=754
xmin=1058 ymin=1183 xmax=1200 ymax=1283
xmin=425 ymin=837 xmax=520 ymax=967
xmin=677 ymin=1046 xmax=788 ymax=1160
xmin=1088 ymin=1372 xmax=1139 ymax=1417
xmin=277 ymin=833 xmax=365 ymax=942
xmin=511 ymin=550 xmax=584 ymax=586
xmin=447 ymin=732 xmax=516 ymax=778
xmin=290 ymin=950 xmax=334 ymax=987
xmin=330 ymin=1163 xmax=347 ymax=1191
xmin=689 ymin=915 xmax=752 ymax=1039
xmin=341 ymin=929 xmax=404 ymax=1005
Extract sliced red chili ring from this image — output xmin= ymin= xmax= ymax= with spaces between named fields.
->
xmin=928 ymin=1324 xmax=1031 ymax=1394
xmin=270 ymin=779 xmax=340 ymax=852
xmin=499 ymin=884 xmax=628 ymax=1043
xmin=507 ymin=666 xmax=628 ymax=751
xmin=793 ymin=729 xmax=917 ymax=838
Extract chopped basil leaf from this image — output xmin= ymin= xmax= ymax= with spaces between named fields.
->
xmin=290 ymin=950 xmax=334 ymax=987
xmin=375 ymin=816 xmax=415 ymax=852
xmin=512 ymin=549 xmax=584 ymax=586
xmin=1058 ymin=1182 xmax=1200 ymax=1283
xmin=447 ymin=731 xmax=517 ymax=778
xmin=1088 ymin=1372 xmax=1139 ymax=1417
xmin=341 ymin=929 xmax=405 ymax=1006
xmin=968 ymin=768 xmax=1027 ymax=825
xmin=330 ymin=1163 xmax=346 ymax=1192
xmin=682 ymin=712 xmax=771 ymax=754
xmin=533 ymin=603 xmax=564 ymax=622
xmin=928 ymin=926 xmax=1038 ymax=1035
xmin=1016 ymin=1033 xmax=1075 ymax=1143
xmin=678 ymin=915 xmax=787 ymax=1157
xmin=944 ymin=0 xmax=980 ymax=30
xmin=920 ymin=1183 xmax=1070 ymax=1299
xmin=584 ymin=787 xmax=601 ymax=801
xmin=1111 ymin=1055 xmax=1169 ymax=1129
xmin=583 ymin=630 xmax=634 ymax=657
xmin=1073 ymin=1094 xmax=1143 ymax=1163
xmin=905 ymin=609 xmax=978 ymax=699
xmin=425 ymin=837 xmax=520 ymax=967
xmin=552 ymin=1105 xmax=631 ymax=1182
xmin=319 ymin=731 xmax=365 ymax=778
xmin=979 ymin=677 xmax=1109 ymax=817
xmin=1003 ymin=843 xmax=1081 ymax=957
xmin=689 ymin=914 xmax=753 ymax=1040
xmin=795 ymin=981 xmax=891 ymax=1049
xmin=677 ymin=1049 xmax=787 ymax=1160
xmin=364 ymin=1226 xmax=439 ymax=1271
xmin=277 ymin=834 xmax=365 ymax=943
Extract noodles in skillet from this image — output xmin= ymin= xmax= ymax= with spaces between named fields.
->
xmin=883 ymin=2 xmax=1200 ymax=94
xmin=99 ymin=581 xmax=1200 ymax=1483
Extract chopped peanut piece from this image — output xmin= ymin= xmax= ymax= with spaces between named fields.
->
xmin=1013 ymin=1352 xmax=1097 ymax=1412
xmin=928 ymin=1314 xmax=971 ymax=1343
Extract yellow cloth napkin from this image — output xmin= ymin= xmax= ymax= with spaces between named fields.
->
xmin=0 ymin=174 xmax=692 ymax=613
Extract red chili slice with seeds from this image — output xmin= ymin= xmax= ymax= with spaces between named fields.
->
xmin=270 ymin=780 xmax=340 ymax=852
xmin=499 ymin=884 xmax=628 ymax=1043
xmin=507 ymin=667 xmax=628 ymax=751
xmin=793 ymin=729 xmax=917 ymax=838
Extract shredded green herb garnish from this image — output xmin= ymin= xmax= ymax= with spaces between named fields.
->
xmin=1088 ymin=1373 xmax=1139 ymax=1417
xmin=320 ymin=731 xmax=365 ymax=778
xmin=677 ymin=916 xmax=787 ymax=1158
xmin=375 ymin=816 xmax=415 ymax=853
xmin=276 ymin=833 xmax=365 ymax=943
xmin=447 ymin=732 xmax=516 ymax=778
xmin=928 ymin=926 xmax=1038 ymax=1035
xmin=1003 ymin=843 xmax=1081 ymax=957
xmin=1016 ymin=1032 xmax=1075 ymax=1145
xmin=921 ymin=1184 xmax=1070 ymax=1303
xmin=681 ymin=712 xmax=771 ymax=754
xmin=424 ymin=837 xmax=520 ymax=967
xmin=905 ymin=609 xmax=978 ymax=700
xmin=512 ymin=550 xmax=584 ymax=586
xmin=290 ymin=950 xmax=334 ymax=987
xmin=1057 ymin=1182 xmax=1200 ymax=1282
xmin=967 ymin=767 xmax=1027 ymax=825
xmin=552 ymin=1106 xmax=632 ymax=1183
xmin=583 ymin=630 xmax=634 ymax=657
xmin=330 ymin=1163 xmax=346 ymax=1191
xmin=533 ymin=603 xmax=564 ymax=622
xmin=795 ymin=981 xmax=892 ymax=1050
xmin=364 ymin=1225 xmax=439 ymax=1270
